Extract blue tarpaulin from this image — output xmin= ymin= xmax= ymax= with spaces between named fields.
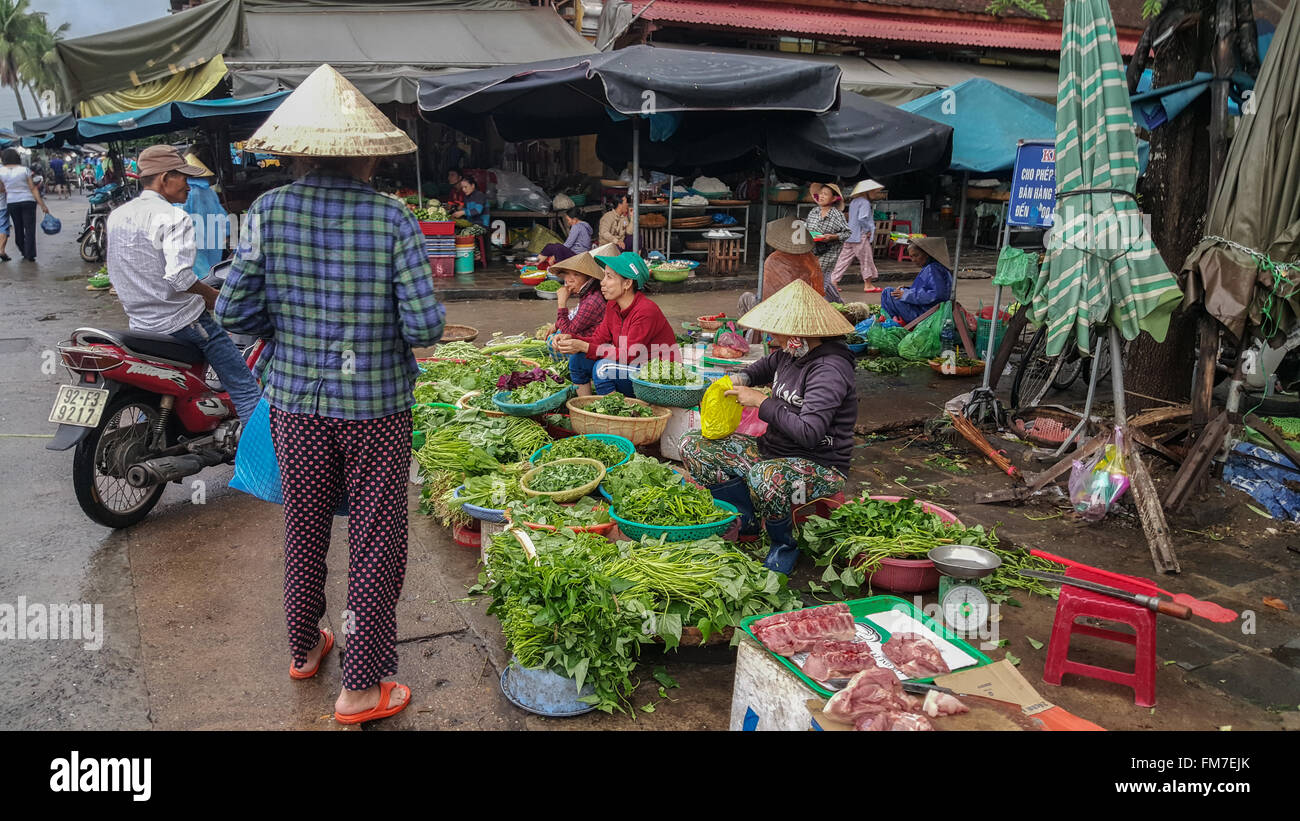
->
xmin=76 ymin=92 xmax=290 ymax=143
xmin=899 ymin=78 xmax=1056 ymax=173
xmin=1223 ymin=442 xmax=1300 ymax=521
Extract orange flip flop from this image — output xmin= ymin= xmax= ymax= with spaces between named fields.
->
xmin=863 ymin=286 xmax=883 ymax=293
xmin=289 ymin=628 xmax=335 ymax=680
xmin=334 ymin=682 xmax=411 ymax=725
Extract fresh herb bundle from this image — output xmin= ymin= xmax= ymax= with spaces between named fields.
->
xmin=535 ymin=279 xmax=562 ymax=292
xmin=615 ymin=483 xmax=729 ymax=526
xmin=541 ymin=413 xmax=572 ymax=431
xmin=535 ymin=436 xmax=626 ymax=468
xmin=601 ymin=455 xmax=681 ymax=506
xmin=412 ymin=403 xmax=456 ymax=432
xmin=636 ymin=360 xmax=704 ymax=387
xmin=506 ymin=497 xmax=610 ymax=529
xmin=585 ymin=392 xmax=655 ymax=418
xmin=455 ymin=470 xmax=528 ymax=510
xmin=527 ymin=462 xmax=600 ymax=493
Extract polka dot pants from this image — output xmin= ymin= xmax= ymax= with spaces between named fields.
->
xmin=270 ymin=407 xmax=413 ymax=691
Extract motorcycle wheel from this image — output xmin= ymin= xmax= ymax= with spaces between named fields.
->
xmin=72 ymin=392 xmax=168 ymax=528
xmin=79 ymin=230 xmax=102 ymax=263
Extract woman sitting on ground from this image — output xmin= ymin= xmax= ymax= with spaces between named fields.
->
xmin=880 ymin=235 xmax=952 ymax=325
xmin=538 ymin=208 xmax=594 ymax=268
xmin=547 ymin=243 xmax=616 ymax=396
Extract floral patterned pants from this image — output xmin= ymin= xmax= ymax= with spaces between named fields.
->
xmin=678 ymin=433 xmax=846 ymax=520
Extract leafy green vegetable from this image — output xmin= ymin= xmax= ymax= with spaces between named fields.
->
xmin=527 ymin=462 xmax=601 ymax=493
xmin=856 ymin=356 xmax=926 ymax=374
xmin=506 ymin=497 xmax=610 ymax=529
xmin=455 ymin=470 xmax=528 ymax=510
xmin=536 ymin=436 xmax=626 ymax=468
xmin=602 ymin=455 xmax=682 ymax=506
xmin=615 ymin=483 xmax=730 ymax=527
xmin=585 ymin=392 xmax=655 ymax=418
xmin=535 ymin=279 xmax=561 ymax=292
xmin=504 ymin=379 xmax=569 ymax=406
xmin=636 ymin=360 xmax=705 ymax=387
xmin=412 ymin=403 xmax=456 ymax=432
xmin=541 ymin=413 xmax=572 ymax=431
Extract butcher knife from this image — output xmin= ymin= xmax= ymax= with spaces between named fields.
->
xmin=1018 ymin=570 xmax=1192 ymax=619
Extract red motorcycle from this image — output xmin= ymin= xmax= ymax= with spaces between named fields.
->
xmin=47 ymin=325 xmax=264 ymax=528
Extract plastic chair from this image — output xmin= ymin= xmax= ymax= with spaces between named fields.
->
xmin=1041 ymin=567 xmax=1158 ymax=707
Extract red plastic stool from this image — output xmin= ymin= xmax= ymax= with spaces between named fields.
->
xmin=1042 ymin=567 xmax=1158 ymax=707
xmin=793 ymin=492 xmax=846 ymax=526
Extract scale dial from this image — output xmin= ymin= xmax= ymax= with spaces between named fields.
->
xmin=941 ymin=583 xmax=990 ymax=634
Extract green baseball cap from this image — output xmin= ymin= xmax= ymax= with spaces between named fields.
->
xmin=593 ymin=251 xmax=651 ymax=290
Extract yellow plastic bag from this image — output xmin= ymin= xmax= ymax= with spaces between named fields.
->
xmin=700 ymin=376 xmax=743 ymax=439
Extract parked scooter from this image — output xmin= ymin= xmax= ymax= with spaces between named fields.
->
xmin=76 ymin=182 xmax=130 ymax=264
xmin=47 ymin=261 xmax=262 ymax=527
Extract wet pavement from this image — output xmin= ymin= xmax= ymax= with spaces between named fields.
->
xmin=2 ymin=192 xmax=1295 ymax=731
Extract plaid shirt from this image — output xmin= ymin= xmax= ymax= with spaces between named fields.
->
xmin=215 ymin=171 xmax=445 ymax=420
xmin=554 ymin=279 xmax=605 ymax=336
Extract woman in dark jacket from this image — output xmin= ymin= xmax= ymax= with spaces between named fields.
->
xmin=679 ymin=279 xmax=858 ymax=574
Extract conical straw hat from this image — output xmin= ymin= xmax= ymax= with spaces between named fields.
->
xmin=245 ymin=64 xmax=416 ymax=157
xmin=549 ymin=251 xmax=602 ymax=280
xmin=739 ymin=279 xmax=856 ymax=337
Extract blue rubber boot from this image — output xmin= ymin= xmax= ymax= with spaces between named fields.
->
xmin=762 ymin=516 xmax=799 ymax=575
xmin=707 ymin=477 xmax=760 ymax=541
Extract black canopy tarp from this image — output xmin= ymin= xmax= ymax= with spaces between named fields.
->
xmin=12 ymin=113 xmax=78 ymax=139
xmin=417 ymin=45 xmax=842 ymax=140
xmin=595 ymin=92 xmax=953 ymax=181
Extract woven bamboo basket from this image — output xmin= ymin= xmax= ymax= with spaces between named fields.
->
xmin=566 ymin=395 xmax=671 ymax=445
xmin=520 ymin=457 xmax=607 ymax=504
xmin=457 ymin=390 xmax=505 ymax=417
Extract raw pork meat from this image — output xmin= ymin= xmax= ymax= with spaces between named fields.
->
xmin=801 ymin=640 xmax=878 ymax=681
xmin=822 ymin=667 xmax=910 ymax=722
xmin=882 ymin=633 xmax=951 ymax=679
xmin=887 ymin=713 xmax=935 ymax=731
xmin=751 ymin=603 xmax=856 ymax=656
xmin=921 ymin=689 xmax=969 ymax=718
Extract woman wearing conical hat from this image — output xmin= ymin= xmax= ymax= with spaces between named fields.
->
xmin=215 ymin=64 xmax=446 ymax=726
xmin=547 ymin=242 xmax=616 ymax=396
xmin=679 ymin=280 xmax=858 ymax=575
xmin=881 ymin=235 xmax=953 ymax=325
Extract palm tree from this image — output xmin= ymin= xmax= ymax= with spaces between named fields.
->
xmin=0 ymin=0 xmax=37 ymax=120
xmin=19 ymin=14 xmax=68 ymax=115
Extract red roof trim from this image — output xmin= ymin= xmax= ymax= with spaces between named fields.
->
xmin=632 ymin=0 xmax=1139 ymax=55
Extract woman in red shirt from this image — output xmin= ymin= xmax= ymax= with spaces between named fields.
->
xmin=552 ymin=251 xmax=678 ymax=395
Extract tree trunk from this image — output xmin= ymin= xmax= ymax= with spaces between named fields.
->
xmin=1123 ymin=0 xmax=1216 ymax=413
xmin=26 ymin=84 xmax=40 ymax=116
xmin=11 ymin=83 xmax=27 ymax=120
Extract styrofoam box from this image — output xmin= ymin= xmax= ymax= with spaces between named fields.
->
xmin=729 ymin=633 xmax=821 ymax=731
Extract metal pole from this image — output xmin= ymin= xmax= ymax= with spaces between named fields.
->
xmin=667 ymin=173 xmax=674 ymax=258
xmin=1054 ymin=334 xmax=1106 ymax=456
xmin=952 ymin=171 xmax=969 ymax=297
xmin=979 ymin=217 xmax=1013 ymax=389
xmin=414 ymin=116 xmax=424 ymax=210
xmin=757 ymin=159 xmax=771 ymax=298
xmin=631 ymin=118 xmax=641 ymax=256
xmin=1109 ymin=324 xmax=1127 ymax=424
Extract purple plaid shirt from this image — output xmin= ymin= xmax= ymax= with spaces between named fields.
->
xmin=215 ymin=171 xmax=445 ymax=420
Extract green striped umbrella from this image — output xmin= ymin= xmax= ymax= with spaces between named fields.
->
xmin=1029 ymin=0 xmax=1183 ymax=357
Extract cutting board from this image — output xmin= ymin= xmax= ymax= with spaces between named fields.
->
xmin=806 ymin=699 xmax=1044 ymax=732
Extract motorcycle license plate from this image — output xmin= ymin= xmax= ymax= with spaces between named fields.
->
xmin=48 ymin=385 xmax=110 ymax=428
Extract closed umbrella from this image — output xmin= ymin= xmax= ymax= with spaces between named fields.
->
xmin=1029 ymin=0 xmax=1183 ymax=359
xmin=1182 ymin=0 xmax=1300 ymax=345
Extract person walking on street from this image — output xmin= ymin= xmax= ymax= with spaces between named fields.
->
xmin=802 ymin=182 xmax=850 ymax=304
xmin=105 ymin=145 xmax=263 ymax=421
xmin=216 ymin=64 xmax=446 ymax=727
xmin=830 ymin=179 xmax=885 ymax=294
xmin=0 ymin=149 xmax=51 ymax=261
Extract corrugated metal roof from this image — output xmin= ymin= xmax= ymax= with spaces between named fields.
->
xmin=632 ymin=0 xmax=1140 ymax=55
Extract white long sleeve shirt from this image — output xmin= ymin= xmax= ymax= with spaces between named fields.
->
xmin=106 ymin=190 xmax=205 ymax=334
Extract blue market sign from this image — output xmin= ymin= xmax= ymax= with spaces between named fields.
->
xmin=1009 ymin=140 xmax=1056 ymax=228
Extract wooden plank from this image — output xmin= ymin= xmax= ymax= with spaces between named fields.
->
xmin=952 ymin=302 xmax=978 ymax=359
xmin=987 ymin=303 xmax=1029 ymax=390
xmin=1128 ymin=405 xmax=1193 ymax=430
xmin=1244 ymin=413 xmax=1300 ymax=472
xmin=1127 ymin=446 xmax=1182 ymax=575
xmin=1190 ymin=313 xmax=1219 ymax=429
xmin=973 ymin=434 xmax=1108 ymax=504
xmin=903 ymin=304 xmax=941 ymax=332
xmin=1129 ymin=428 xmax=1183 ymax=467
xmin=1161 ymin=411 xmax=1230 ymax=511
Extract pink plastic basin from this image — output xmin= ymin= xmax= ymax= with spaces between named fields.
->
xmin=809 ymin=495 xmax=963 ymax=593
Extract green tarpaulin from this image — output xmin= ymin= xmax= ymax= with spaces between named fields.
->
xmin=1029 ymin=0 xmax=1183 ymax=357
xmin=55 ymin=0 xmax=244 ymax=102
xmin=1182 ymin=0 xmax=1300 ymax=344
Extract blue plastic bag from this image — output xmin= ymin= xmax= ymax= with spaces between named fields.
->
xmin=230 ymin=398 xmax=349 ymax=515
xmin=41 ymin=214 xmax=61 ymax=235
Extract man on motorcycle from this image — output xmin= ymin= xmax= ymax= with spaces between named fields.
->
xmin=106 ymin=145 xmax=262 ymax=420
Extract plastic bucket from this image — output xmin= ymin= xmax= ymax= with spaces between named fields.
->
xmin=455 ymin=246 xmax=475 ymax=274
xmin=975 ymin=317 xmax=1007 ymax=356
xmin=430 ymin=255 xmax=455 ymax=278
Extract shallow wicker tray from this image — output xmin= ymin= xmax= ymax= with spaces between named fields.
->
xmin=928 ymin=358 xmax=985 ymax=377
xmin=441 ymin=324 xmax=479 ymax=344
xmin=566 ymin=395 xmax=671 ymax=446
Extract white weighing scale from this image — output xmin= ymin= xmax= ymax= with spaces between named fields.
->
xmin=927 ymin=545 xmax=1002 ymax=636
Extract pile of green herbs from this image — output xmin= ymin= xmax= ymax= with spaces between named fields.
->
xmin=856 ymin=356 xmax=927 ymax=375
xmin=535 ymin=436 xmax=626 ymax=468
xmin=541 ymin=413 xmax=572 ymax=431
xmin=506 ymin=497 xmax=610 ymax=529
xmin=635 ymin=360 xmax=704 ymax=387
xmin=412 ymin=403 xmax=456 ymax=433
xmin=472 ymin=530 xmax=800 ymax=713
xmin=526 ymin=461 xmax=600 ymax=493
xmin=601 ymin=455 xmax=681 ymax=506
xmin=504 ymin=379 xmax=569 ymax=406
xmin=535 ymin=279 xmax=562 ymax=292
xmin=414 ymin=410 xmax=551 ymax=477
xmin=585 ymin=392 xmax=654 ymax=418
xmin=453 ymin=468 xmax=529 ymax=511
xmin=614 ymin=482 xmax=729 ymax=527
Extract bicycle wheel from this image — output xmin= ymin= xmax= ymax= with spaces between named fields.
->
xmin=1011 ymin=326 xmax=1065 ymax=409
xmin=1051 ymin=347 xmax=1086 ymax=390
